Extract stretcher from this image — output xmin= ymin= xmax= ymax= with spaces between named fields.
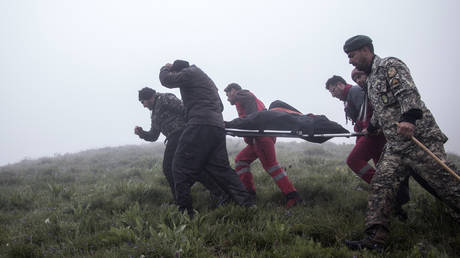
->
xmin=225 ymin=128 xmax=363 ymax=143
xmin=223 ymin=105 xmax=362 ymax=143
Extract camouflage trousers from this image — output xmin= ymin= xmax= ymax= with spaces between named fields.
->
xmin=365 ymin=139 xmax=460 ymax=232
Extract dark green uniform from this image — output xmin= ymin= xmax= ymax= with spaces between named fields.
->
xmin=365 ymin=55 xmax=460 ymax=235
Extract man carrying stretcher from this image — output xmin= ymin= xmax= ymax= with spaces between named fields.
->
xmin=224 ymin=83 xmax=302 ymax=209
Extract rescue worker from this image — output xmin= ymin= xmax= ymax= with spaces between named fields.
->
xmin=159 ymin=60 xmax=255 ymax=217
xmin=343 ymin=35 xmax=460 ymax=250
xmin=224 ymin=83 xmax=301 ymax=208
xmin=134 ymin=87 xmax=228 ymax=206
xmin=325 ymin=75 xmax=386 ymax=184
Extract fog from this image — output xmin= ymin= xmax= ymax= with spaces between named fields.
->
xmin=1 ymin=0 xmax=459 ymax=166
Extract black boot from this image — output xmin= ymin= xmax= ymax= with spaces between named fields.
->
xmin=345 ymin=236 xmax=385 ymax=251
xmin=285 ymin=191 xmax=302 ymax=209
xmin=345 ymin=225 xmax=388 ymax=251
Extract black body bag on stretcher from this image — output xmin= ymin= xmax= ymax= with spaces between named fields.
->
xmin=225 ymin=100 xmax=350 ymax=144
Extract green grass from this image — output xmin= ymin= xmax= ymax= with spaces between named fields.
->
xmin=0 ymin=140 xmax=459 ymax=257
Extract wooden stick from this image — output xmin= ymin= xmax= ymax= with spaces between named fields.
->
xmin=411 ymin=136 xmax=460 ymax=181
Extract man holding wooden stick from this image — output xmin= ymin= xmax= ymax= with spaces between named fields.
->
xmin=342 ymin=35 xmax=460 ymax=251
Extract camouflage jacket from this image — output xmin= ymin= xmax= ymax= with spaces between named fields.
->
xmin=367 ymin=55 xmax=447 ymax=152
xmin=139 ymin=93 xmax=186 ymax=142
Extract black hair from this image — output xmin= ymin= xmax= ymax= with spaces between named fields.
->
xmin=224 ymin=83 xmax=242 ymax=92
xmin=325 ymin=75 xmax=346 ymax=89
xmin=138 ymin=87 xmax=156 ymax=101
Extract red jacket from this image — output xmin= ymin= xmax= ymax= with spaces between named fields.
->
xmin=233 ymin=90 xmax=267 ymax=144
xmin=234 ymin=90 xmax=265 ymax=118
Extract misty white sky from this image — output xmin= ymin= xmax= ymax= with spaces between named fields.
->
xmin=1 ymin=0 xmax=459 ymax=166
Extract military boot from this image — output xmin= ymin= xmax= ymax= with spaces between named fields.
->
xmin=345 ymin=225 xmax=388 ymax=251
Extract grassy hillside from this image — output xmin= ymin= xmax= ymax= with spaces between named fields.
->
xmin=0 ymin=140 xmax=459 ymax=257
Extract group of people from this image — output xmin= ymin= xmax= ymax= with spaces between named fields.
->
xmin=135 ymin=59 xmax=302 ymax=219
xmin=336 ymin=35 xmax=460 ymax=250
xmin=134 ymin=35 xmax=460 ymax=251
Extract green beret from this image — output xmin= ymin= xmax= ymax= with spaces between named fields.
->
xmin=343 ymin=35 xmax=373 ymax=53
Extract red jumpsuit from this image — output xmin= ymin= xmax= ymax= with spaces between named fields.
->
xmin=341 ymin=85 xmax=386 ymax=183
xmin=347 ymin=122 xmax=386 ymax=184
xmin=232 ymin=90 xmax=297 ymax=197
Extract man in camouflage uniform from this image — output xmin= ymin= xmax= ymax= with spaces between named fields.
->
xmin=342 ymin=35 xmax=460 ymax=251
xmin=327 ymin=73 xmax=438 ymax=221
xmin=135 ymin=87 xmax=228 ymax=205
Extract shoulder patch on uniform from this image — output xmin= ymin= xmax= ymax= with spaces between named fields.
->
xmin=381 ymin=94 xmax=388 ymax=104
xmin=387 ymin=67 xmax=397 ymax=78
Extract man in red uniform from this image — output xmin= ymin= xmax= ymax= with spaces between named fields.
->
xmin=326 ymin=74 xmax=386 ymax=183
xmin=224 ymin=83 xmax=301 ymax=208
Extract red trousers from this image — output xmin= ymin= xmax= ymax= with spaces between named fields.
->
xmin=346 ymin=134 xmax=386 ymax=183
xmin=234 ymin=136 xmax=296 ymax=195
